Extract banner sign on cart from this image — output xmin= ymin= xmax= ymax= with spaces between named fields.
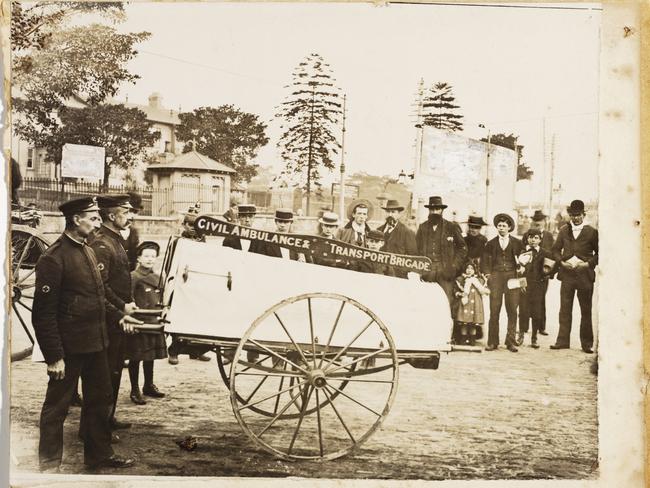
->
xmin=194 ymin=215 xmax=432 ymax=274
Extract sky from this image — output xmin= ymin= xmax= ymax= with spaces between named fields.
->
xmin=110 ymin=2 xmax=601 ymax=204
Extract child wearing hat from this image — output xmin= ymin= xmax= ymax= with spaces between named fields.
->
xmin=516 ymin=228 xmax=553 ymax=348
xmin=125 ymin=241 xmax=167 ymax=404
xmin=354 ymin=230 xmax=396 ymax=277
xmin=454 ymin=260 xmax=489 ymax=346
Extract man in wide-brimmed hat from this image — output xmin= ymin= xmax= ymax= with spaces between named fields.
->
xmin=416 ymin=196 xmax=468 ymax=310
xmin=549 ymin=199 xmax=598 ymax=354
xmin=463 ymin=214 xmax=488 ymax=263
xmin=481 ymin=212 xmax=524 ymax=352
xmin=376 ymin=199 xmax=417 ymax=278
xmin=337 ymin=200 xmax=372 ymax=248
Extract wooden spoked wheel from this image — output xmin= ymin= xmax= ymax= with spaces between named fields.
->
xmin=230 ymin=292 xmax=399 ymax=460
xmin=10 ymin=227 xmax=50 ymax=361
xmin=216 ymin=346 xmax=357 ymax=420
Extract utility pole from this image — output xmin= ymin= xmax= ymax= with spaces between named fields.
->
xmin=413 ymin=78 xmax=425 ymax=223
xmin=339 ymin=94 xmax=347 ymax=221
xmin=479 ymin=124 xmax=491 ymax=220
xmin=548 ymin=133 xmax=556 ymax=227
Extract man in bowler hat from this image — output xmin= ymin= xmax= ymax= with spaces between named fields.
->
xmin=89 ymin=194 xmax=139 ymax=430
xmin=32 ymin=197 xmax=138 ymax=471
xmin=481 ymin=213 xmax=524 ymax=352
xmin=376 ymin=199 xmax=417 ymax=278
xmin=550 ymin=200 xmax=598 ymax=353
xmin=416 ymin=196 xmax=468 ymax=311
xmin=250 ymin=208 xmax=305 ymax=260
xmin=223 ymin=204 xmax=257 ymax=251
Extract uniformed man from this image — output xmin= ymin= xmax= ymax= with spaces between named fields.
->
xmin=89 ymin=194 xmax=139 ymax=430
xmin=180 ymin=212 xmax=206 ymax=242
xmin=313 ymin=211 xmax=349 ymax=268
xmin=376 ymin=199 xmax=417 ymax=278
xmin=32 ymin=197 xmax=138 ymax=472
xmin=223 ymin=204 xmax=256 ymax=250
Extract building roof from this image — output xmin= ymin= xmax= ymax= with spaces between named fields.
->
xmin=147 ymin=150 xmax=236 ymax=173
xmin=123 ymin=102 xmax=181 ymax=126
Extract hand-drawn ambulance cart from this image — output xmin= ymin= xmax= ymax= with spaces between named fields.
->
xmin=152 ymin=216 xmax=453 ymax=461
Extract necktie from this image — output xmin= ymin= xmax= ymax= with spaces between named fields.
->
xmin=356 ymin=232 xmax=363 ymax=246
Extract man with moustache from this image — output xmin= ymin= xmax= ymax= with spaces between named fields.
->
xmin=376 ymin=199 xmax=417 ymax=278
xmin=89 ymin=194 xmax=139 ymax=430
xmin=549 ymin=200 xmax=599 ymax=354
xmin=33 ymin=197 xmax=138 ymax=472
xmin=416 ymin=196 xmax=468 ymax=311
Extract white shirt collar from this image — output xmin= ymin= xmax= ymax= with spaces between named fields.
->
xmin=571 ymin=222 xmax=585 ymax=232
xmin=351 ymin=222 xmax=366 ymax=234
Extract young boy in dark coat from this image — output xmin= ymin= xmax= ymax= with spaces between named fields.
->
xmin=355 ymin=230 xmax=396 ymax=277
xmin=516 ymin=228 xmax=553 ymax=348
xmin=126 ymin=241 xmax=167 ymax=404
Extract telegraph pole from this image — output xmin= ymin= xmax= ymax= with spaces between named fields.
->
xmin=413 ymin=78 xmax=425 ymax=223
xmin=339 ymin=95 xmax=347 ymax=221
xmin=548 ymin=133 xmax=556 ymax=226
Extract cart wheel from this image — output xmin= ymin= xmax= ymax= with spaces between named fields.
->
xmin=230 ymin=292 xmax=399 ymax=460
xmin=10 ymin=227 xmax=50 ymax=361
xmin=217 ymin=346 xmax=358 ymax=420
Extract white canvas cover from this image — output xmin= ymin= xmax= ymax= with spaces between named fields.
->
xmin=163 ymin=239 xmax=453 ymax=352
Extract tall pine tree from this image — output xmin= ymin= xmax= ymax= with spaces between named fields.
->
xmin=422 ymin=82 xmax=464 ymax=132
xmin=275 ymin=53 xmax=342 ymax=215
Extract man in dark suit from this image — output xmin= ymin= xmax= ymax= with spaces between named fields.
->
xmin=416 ymin=196 xmax=468 ymax=312
xmin=549 ymin=200 xmax=599 ymax=353
xmin=521 ymin=210 xmax=555 ymax=336
xmin=481 ymin=213 xmax=524 ymax=352
xmin=32 ymin=197 xmax=137 ymax=471
xmin=250 ymin=208 xmax=305 ymax=261
xmin=89 ymin=194 xmax=139 ymax=430
xmin=463 ymin=215 xmax=488 ymax=264
xmin=223 ymin=204 xmax=256 ymax=250
xmin=376 ymin=199 xmax=417 ymax=278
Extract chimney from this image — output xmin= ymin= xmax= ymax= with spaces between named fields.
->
xmin=148 ymin=92 xmax=162 ymax=109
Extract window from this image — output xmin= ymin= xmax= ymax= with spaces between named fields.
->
xmin=26 ymin=148 xmax=34 ymax=169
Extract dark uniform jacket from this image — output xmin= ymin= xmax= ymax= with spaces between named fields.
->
xmin=355 ymin=260 xmax=396 ymax=277
xmin=378 ymin=221 xmax=417 ymax=256
xmin=464 ymin=233 xmax=488 ymax=262
xmin=249 ymin=239 xmax=301 ymax=260
xmin=551 ymin=224 xmax=598 ymax=288
xmin=416 ymin=218 xmax=468 ymax=281
xmin=32 ymin=233 xmax=123 ymax=364
xmin=89 ymin=224 xmax=133 ymax=327
xmin=481 ymin=235 xmax=524 ymax=274
xmin=223 ymin=235 xmax=243 ymax=250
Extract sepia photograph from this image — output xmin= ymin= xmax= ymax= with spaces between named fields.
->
xmin=1 ymin=0 xmax=644 ymax=485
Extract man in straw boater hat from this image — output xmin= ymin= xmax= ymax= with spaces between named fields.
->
xmin=481 ymin=212 xmax=524 ymax=352
xmin=416 ymin=196 xmax=468 ymax=310
xmin=250 ymin=208 xmax=306 ymax=261
xmin=89 ymin=194 xmax=141 ymax=430
xmin=337 ymin=199 xmax=372 ymax=248
xmin=32 ymin=196 xmax=138 ymax=471
xmin=463 ymin=214 xmax=489 ymax=264
xmin=549 ymin=199 xmax=598 ymax=354
xmin=223 ymin=203 xmax=257 ymax=251
xmin=376 ymin=199 xmax=417 ymax=278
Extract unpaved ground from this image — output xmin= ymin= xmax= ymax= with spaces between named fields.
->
xmin=9 ymin=329 xmax=598 ymax=480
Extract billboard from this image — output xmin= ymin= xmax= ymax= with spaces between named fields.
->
xmin=413 ymin=128 xmax=517 ymax=228
xmin=61 ymin=143 xmax=105 ymax=180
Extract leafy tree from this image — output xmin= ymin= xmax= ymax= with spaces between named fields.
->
xmin=36 ymin=104 xmax=160 ymax=185
xmin=176 ymin=105 xmax=269 ymax=183
xmin=421 ymin=82 xmax=463 ymax=132
xmin=480 ymin=132 xmax=534 ymax=181
xmin=275 ymin=53 xmax=343 ymax=215
xmin=11 ymin=2 xmax=124 ymax=52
